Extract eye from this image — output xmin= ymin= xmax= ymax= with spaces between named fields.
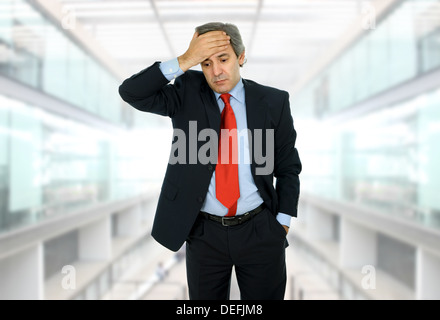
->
xmin=221 ymin=59 xmax=227 ymax=63
xmin=203 ymin=62 xmax=211 ymax=67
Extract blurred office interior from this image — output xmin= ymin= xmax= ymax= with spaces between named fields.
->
xmin=0 ymin=0 xmax=439 ymax=300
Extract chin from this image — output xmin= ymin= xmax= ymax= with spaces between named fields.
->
xmin=210 ymin=84 xmax=228 ymax=94
xmin=217 ymin=88 xmax=230 ymax=94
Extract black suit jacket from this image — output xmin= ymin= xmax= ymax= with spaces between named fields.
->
xmin=119 ymin=62 xmax=301 ymax=251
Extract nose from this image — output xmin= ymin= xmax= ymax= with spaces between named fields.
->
xmin=212 ymin=62 xmax=222 ymax=77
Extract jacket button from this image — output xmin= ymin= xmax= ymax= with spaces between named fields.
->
xmin=197 ymin=196 xmax=203 ymax=203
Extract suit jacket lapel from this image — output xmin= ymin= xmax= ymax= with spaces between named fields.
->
xmin=243 ymin=78 xmax=267 ymax=131
xmin=242 ymin=78 xmax=269 ymax=180
xmin=200 ymin=78 xmax=268 ymax=135
xmin=199 ymin=78 xmax=269 ymax=182
xmin=200 ymin=81 xmax=221 ymax=135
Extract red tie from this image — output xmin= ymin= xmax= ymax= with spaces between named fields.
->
xmin=216 ymin=93 xmax=240 ymax=216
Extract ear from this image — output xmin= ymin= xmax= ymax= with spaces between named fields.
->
xmin=238 ymin=50 xmax=246 ymax=67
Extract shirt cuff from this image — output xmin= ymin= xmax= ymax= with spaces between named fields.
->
xmin=159 ymin=57 xmax=184 ymax=81
xmin=276 ymin=212 xmax=292 ymax=228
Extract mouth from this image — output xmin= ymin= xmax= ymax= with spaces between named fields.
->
xmin=214 ymin=79 xmax=227 ymax=85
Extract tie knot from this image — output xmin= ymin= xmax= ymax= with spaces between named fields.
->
xmin=220 ymin=93 xmax=232 ymax=105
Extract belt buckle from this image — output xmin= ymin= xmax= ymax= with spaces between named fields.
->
xmin=221 ymin=216 xmax=235 ymax=226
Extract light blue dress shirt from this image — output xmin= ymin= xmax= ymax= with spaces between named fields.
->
xmin=159 ymin=58 xmax=291 ymax=227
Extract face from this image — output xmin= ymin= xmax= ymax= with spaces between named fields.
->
xmin=201 ymin=45 xmax=246 ymax=94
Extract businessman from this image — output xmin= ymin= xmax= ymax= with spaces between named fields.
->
xmin=119 ymin=22 xmax=301 ymax=300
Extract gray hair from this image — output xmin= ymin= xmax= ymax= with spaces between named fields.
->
xmin=195 ymin=22 xmax=246 ymax=67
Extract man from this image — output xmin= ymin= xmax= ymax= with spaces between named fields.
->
xmin=119 ymin=22 xmax=301 ymax=300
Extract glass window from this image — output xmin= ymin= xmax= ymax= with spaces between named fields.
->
xmin=412 ymin=0 xmax=440 ymax=72
xmin=9 ymin=101 xmax=42 ymax=215
xmin=388 ymin=1 xmax=417 ymax=87
xmin=417 ymin=90 xmax=440 ymax=214
xmin=42 ymin=26 xmax=68 ymax=101
xmin=351 ymin=36 xmax=369 ymax=102
xmin=0 ymin=1 xmax=13 ymax=76
xmin=419 ymin=27 xmax=440 ymax=72
xmin=300 ymin=87 xmax=440 ymax=229
xmin=294 ymin=0 xmax=440 ymax=230
xmin=11 ymin=0 xmax=45 ymax=88
xmin=0 ymin=0 xmax=129 ymax=127
xmin=368 ymin=18 xmax=389 ymax=95
xmin=0 ymin=92 xmax=157 ymax=233
xmin=0 ymin=0 xmax=13 ymax=45
xmin=66 ymin=42 xmax=86 ymax=108
xmin=84 ymin=56 xmax=100 ymax=114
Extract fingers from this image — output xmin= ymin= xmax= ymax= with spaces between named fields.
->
xmin=181 ymin=30 xmax=231 ymax=69
xmin=192 ymin=31 xmax=230 ymax=61
xmin=207 ymin=39 xmax=230 ymax=50
xmin=201 ymin=32 xmax=230 ymax=52
xmin=192 ymin=31 xmax=229 ymax=51
xmin=198 ymin=30 xmax=228 ymax=38
xmin=198 ymin=31 xmax=230 ymax=44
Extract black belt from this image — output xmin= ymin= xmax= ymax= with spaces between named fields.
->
xmin=199 ymin=203 xmax=265 ymax=226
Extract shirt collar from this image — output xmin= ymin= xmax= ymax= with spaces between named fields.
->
xmin=213 ymin=78 xmax=245 ymax=104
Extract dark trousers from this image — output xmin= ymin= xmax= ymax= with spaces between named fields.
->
xmin=186 ymin=208 xmax=288 ymax=300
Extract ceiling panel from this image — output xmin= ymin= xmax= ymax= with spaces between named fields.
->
xmin=58 ymin=0 xmax=364 ymax=88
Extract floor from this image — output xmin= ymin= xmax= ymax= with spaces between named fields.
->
xmin=103 ymin=232 xmax=341 ymax=300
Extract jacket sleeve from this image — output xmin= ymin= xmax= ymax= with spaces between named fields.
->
xmin=274 ymin=92 xmax=302 ymax=217
xmin=118 ymin=61 xmax=184 ymax=118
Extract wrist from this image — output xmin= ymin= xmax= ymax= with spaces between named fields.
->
xmin=177 ymin=54 xmax=192 ymax=72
